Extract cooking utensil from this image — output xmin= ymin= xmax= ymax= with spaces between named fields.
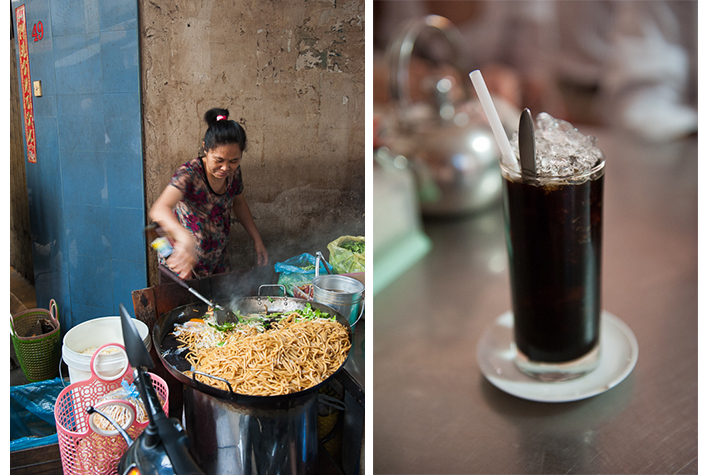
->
xmin=158 ymin=264 xmax=237 ymax=323
xmin=519 ymin=108 xmax=536 ymax=181
xmin=153 ymin=297 xmax=352 ymax=399
xmin=315 ymin=251 xmax=332 ymax=275
xmin=152 ymin=297 xmax=353 ymax=474
xmin=312 ymin=274 xmax=365 ymax=327
xmin=313 ymin=255 xmax=364 ymax=326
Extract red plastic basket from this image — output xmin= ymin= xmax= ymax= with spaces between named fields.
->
xmin=54 ymin=343 xmax=169 ymax=475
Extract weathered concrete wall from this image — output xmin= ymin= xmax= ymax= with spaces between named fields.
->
xmin=139 ymin=0 xmax=365 ymax=286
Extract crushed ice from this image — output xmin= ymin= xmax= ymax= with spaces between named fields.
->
xmin=510 ymin=112 xmax=604 ymax=177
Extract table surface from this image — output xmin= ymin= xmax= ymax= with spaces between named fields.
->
xmin=373 ymin=129 xmax=698 ymax=474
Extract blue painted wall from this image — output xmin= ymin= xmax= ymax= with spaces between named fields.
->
xmin=12 ymin=0 xmax=147 ymax=330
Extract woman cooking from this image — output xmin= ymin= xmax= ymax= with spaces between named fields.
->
xmin=149 ymin=107 xmax=268 ymax=279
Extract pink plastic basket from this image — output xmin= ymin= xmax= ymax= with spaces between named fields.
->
xmin=54 ymin=343 xmax=169 ymax=475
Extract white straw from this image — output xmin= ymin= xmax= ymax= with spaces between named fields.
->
xmin=469 ymin=70 xmax=518 ymax=170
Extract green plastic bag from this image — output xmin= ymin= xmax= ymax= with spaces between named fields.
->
xmin=327 ymin=236 xmax=365 ymax=274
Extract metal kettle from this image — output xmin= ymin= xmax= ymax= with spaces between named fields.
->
xmin=377 ymin=15 xmax=505 ymax=217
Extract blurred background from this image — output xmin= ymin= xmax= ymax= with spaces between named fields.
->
xmin=373 ymin=0 xmax=697 ymax=137
xmin=371 ymin=0 xmax=698 ymax=293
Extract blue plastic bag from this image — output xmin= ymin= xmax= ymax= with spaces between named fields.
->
xmin=10 ymin=377 xmax=65 ymax=451
xmin=274 ymin=253 xmax=333 ymax=296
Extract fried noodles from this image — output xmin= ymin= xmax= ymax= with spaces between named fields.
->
xmin=172 ymin=308 xmax=351 ymax=396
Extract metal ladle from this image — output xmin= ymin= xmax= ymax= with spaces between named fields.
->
xmin=314 ymin=251 xmax=332 ymax=277
xmin=158 ymin=264 xmax=237 ymax=323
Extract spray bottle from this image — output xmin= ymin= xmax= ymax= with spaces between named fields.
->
xmin=145 ymin=223 xmax=174 ymax=260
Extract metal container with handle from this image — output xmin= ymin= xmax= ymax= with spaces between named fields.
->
xmin=379 ymin=14 xmax=514 ymax=216
xmin=312 ymin=252 xmax=365 ymax=327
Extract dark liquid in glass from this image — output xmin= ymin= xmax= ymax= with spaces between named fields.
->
xmin=504 ymin=170 xmax=604 ymax=363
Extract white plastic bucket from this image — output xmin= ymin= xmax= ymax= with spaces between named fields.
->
xmin=62 ymin=316 xmax=151 ymax=384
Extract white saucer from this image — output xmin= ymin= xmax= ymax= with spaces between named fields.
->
xmin=477 ymin=311 xmax=638 ymax=403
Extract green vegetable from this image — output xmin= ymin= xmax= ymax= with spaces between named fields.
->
xmin=342 ymin=241 xmax=365 ymax=254
xmin=269 ymin=303 xmax=336 ymax=322
xmin=206 ymin=304 xmax=336 ymax=335
xmin=208 ymin=321 xmax=239 ymax=332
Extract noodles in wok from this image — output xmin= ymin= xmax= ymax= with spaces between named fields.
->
xmin=172 ymin=305 xmax=351 ymax=396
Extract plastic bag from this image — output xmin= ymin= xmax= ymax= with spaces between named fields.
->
xmin=10 ymin=377 xmax=65 ymax=451
xmin=92 ymin=380 xmax=164 ymax=432
xmin=327 ymin=236 xmax=365 ymax=274
xmin=274 ymin=253 xmax=333 ymax=296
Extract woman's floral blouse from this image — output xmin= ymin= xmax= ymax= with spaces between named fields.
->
xmin=163 ymin=156 xmax=244 ymax=276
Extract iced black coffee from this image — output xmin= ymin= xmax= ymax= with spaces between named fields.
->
xmin=502 ymin=113 xmax=605 ymax=381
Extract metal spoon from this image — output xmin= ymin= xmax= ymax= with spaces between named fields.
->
xmin=519 ymin=108 xmax=536 ymax=182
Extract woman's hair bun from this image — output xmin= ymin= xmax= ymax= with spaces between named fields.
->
xmin=202 ymin=107 xmax=247 ymax=152
xmin=204 ymin=108 xmax=230 ymax=126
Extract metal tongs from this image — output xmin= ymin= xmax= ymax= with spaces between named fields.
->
xmin=158 ymin=264 xmax=237 ymax=323
xmin=519 ymin=108 xmax=536 ymax=182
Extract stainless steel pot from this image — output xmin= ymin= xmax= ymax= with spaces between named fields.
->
xmin=153 ymin=297 xmax=353 ymax=475
xmin=312 ymin=274 xmax=365 ymax=327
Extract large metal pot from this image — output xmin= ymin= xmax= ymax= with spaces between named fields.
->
xmin=153 ymin=296 xmax=353 ymax=475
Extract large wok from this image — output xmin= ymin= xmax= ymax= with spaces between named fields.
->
xmin=152 ymin=295 xmax=353 ymax=475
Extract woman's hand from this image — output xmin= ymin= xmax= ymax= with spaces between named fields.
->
xmin=150 ymin=185 xmax=196 ymax=279
xmin=166 ymin=231 xmax=197 ymax=278
xmin=254 ymin=240 xmax=269 ymax=267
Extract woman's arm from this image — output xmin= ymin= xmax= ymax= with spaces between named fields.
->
xmin=232 ymin=193 xmax=269 ymax=266
xmin=149 ymin=185 xmax=197 ymax=278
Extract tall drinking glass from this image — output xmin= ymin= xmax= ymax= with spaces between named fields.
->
xmin=501 ymin=146 xmax=605 ymax=381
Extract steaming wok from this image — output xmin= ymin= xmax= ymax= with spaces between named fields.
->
xmin=152 ymin=296 xmax=353 ymax=402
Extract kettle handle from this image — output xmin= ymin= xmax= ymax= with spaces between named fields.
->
xmin=387 ymin=14 xmax=467 ymax=114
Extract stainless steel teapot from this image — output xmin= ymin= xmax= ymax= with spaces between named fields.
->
xmin=377 ymin=15 xmax=512 ymax=217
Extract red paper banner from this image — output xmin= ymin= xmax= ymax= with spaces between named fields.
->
xmin=15 ymin=5 xmax=37 ymax=164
